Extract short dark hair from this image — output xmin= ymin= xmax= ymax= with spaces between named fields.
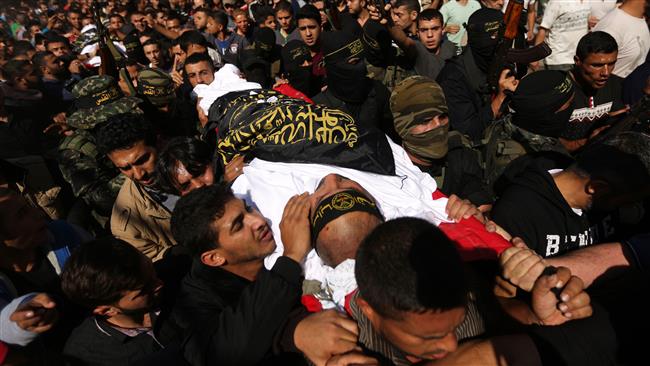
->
xmin=142 ymin=38 xmax=161 ymax=48
xmin=32 ymin=51 xmax=53 ymax=74
xmin=13 ymin=40 xmax=34 ymax=57
xmin=2 ymin=59 xmax=32 ymax=84
xmin=156 ymin=137 xmax=215 ymax=194
xmin=61 ymin=237 xmax=150 ymax=308
xmin=576 ymin=31 xmax=618 ymax=60
xmin=254 ymin=5 xmax=275 ymax=23
xmin=184 ymin=51 xmax=214 ymax=69
xmin=96 ymin=113 xmax=156 ymax=155
xmin=207 ymin=10 xmax=229 ymax=27
xmin=355 ymin=217 xmax=468 ymax=320
xmin=573 ymin=132 xmax=650 ymax=193
xmin=109 ymin=13 xmax=125 ymax=21
xmin=177 ymin=30 xmax=210 ymax=52
xmin=417 ymin=8 xmax=443 ymax=25
xmin=45 ymin=34 xmax=70 ymax=48
xmin=275 ymin=1 xmax=293 ymax=15
xmin=296 ymin=4 xmax=320 ymax=23
xmin=171 ymin=184 xmax=235 ymax=255
xmin=394 ymin=0 xmax=421 ymax=13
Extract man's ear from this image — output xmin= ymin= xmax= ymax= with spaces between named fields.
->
xmin=201 ymin=248 xmax=226 ymax=267
xmin=356 ymin=295 xmax=381 ymax=327
xmin=574 ymin=55 xmax=581 ymax=67
xmin=586 ymin=179 xmax=610 ymax=196
xmin=93 ymin=305 xmax=118 ymax=317
xmin=410 ymin=11 xmax=418 ymax=21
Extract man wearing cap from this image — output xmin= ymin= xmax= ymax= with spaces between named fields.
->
xmin=312 ymin=31 xmax=395 ymax=140
xmin=136 ymin=69 xmax=198 ymax=137
xmin=390 ymin=76 xmax=492 ymax=208
xmin=58 ymin=75 xmax=143 ymax=227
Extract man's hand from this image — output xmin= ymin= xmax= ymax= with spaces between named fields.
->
xmin=531 ymin=267 xmax=592 ymax=326
xmin=326 ymin=351 xmax=379 ymax=366
xmin=485 ymin=220 xmax=512 ymax=241
xmin=68 ymin=59 xmax=83 ymax=74
xmin=445 ymin=194 xmax=483 ymax=223
xmin=280 ymin=192 xmax=312 ymax=263
xmin=367 ymin=3 xmax=392 ymax=25
xmin=196 ymin=98 xmax=209 ymax=127
xmin=294 ymin=310 xmax=360 ymax=366
xmin=588 ymin=15 xmax=598 ymax=29
xmin=497 ymin=68 xmax=519 ymax=95
xmin=445 ymin=24 xmax=461 ymax=34
xmin=499 ymin=238 xmax=546 ymax=292
xmin=43 ymin=112 xmax=73 ymax=136
xmin=223 ymin=155 xmax=245 ymax=183
xmin=9 ymin=293 xmax=58 ymax=334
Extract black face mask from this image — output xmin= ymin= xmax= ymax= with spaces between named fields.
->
xmin=326 ymin=60 xmax=371 ymax=104
xmin=288 ymin=65 xmax=317 ymax=97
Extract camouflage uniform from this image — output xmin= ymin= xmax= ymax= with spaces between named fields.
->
xmin=58 ymin=75 xmax=142 ymax=225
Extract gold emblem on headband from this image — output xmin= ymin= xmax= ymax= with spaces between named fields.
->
xmin=325 ymin=39 xmax=364 ymax=63
xmin=331 ymin=192 xmax=355 ymax=210
xmin=92 ymin=86 xmax=121 ymax=106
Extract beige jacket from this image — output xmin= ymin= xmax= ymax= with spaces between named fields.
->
xmin=110 ymin=178 xmax=176 ymax=261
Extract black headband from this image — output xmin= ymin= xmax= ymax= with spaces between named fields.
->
xmin=324 ymin=39 xmax=364 ymax=65
xmin=74 ymin=85 xmax=123 ymax=109
xmin=138 ymin=82 xmax=175 ymax=98
xmin=311 ymin=189 xmax=383 ymax=243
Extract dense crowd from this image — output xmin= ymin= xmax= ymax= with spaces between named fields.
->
xmin=0 ymin=0 xmax=649 ymax=365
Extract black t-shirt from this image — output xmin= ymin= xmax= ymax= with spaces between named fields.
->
xmin=564 ymin=73 xmax=624 ymax=140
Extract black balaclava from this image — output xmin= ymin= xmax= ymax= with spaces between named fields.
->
xmin=321 ymin=31 xmax=372 ymax=104
xmin=253 ymin=26 xmax=278 ymax=62
xmin=281 ymin=40 xmax=318 ymax=96
xmin=466 ymin=8 xmax=503 ymax=73
xmin=241 ymin=50 xmax=272 ymax=88
xmin=511 ymin=70 xmax=576 ymax=138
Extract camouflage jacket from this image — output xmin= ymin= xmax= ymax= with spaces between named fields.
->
xmin=58 ymin=129 xmax=124 ymax=219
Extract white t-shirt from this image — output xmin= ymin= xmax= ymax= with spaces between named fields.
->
xmin=593 ymin=7 xmax=650 ymax=78
xmin=440 ymin=0 xmax=482 ymax=45
xmin=540 ymin=0 xmax=591 ymax=66
xmin=589 ymin=0 xmax=617 ymax=21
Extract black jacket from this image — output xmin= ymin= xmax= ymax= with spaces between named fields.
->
xmin=63 ymin=314 xmax=187 ymax=366
xmin=491 ymin=161 xmax=593 ymax=257
xmin=437 ymin=50 xmax=494 ymax=142
xmin=171 ymin=257 xmax=307 ymax=366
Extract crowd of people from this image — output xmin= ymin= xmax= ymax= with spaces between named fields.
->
xmin=1 ymin=0 xmax=649 ymax=365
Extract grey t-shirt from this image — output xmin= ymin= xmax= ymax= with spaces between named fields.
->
xmin=413 ymin=39 xmax=457 ymax=80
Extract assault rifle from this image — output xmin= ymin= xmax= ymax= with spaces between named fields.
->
xmin=371 ymin=0 xmax=393 ymax=27
xmin=92 ymin=1 xmax=136 ymax=95
xmin=487 ymin=0 xmax=551 ymax=92
xmin=591 ymin=95 xmax=650 ymax=144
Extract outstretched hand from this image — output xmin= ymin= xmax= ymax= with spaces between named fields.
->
xmin=10 ymin=293 xmax=58 ymax=334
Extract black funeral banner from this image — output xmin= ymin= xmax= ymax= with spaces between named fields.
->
xmin=209 ymin=90 xmax=396 ymax=175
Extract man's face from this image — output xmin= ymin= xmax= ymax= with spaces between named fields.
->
xmin=235 ymin=13 xmax=250 ymax=34
xmin=262 ymin=15 xmax=277 ymax=29
xmin=172 ymin=44 xmax=186 ymax=67
xmin=418 ymin=18 xmax=444 ymax=51
xmin=365 ymin=304 xmax=466 ymax=363
xmin=107 ymin=140 xmax=158 ymax=187
xmin=185 ymin=60 xmax=215 ymax=87
xmin=110 ymin=16 xmax=124 ymax=30
xmin=47 ymin=41 xmax=69 ymax=58
xmin=0 ymin=192 xmax=48 ymax=251
xmin=166 ymin=18 xmax=182 ymax=33
xmin=206 ymin=17 xmax=222 ymax=34
xmin=313 ymin=1 xmax=328 ymax=26
xmin=19 ymin=64 xmax=40 ymax=89
xmin=173 ymin=162 xmax=215 ymax=196
xmin=392 ymin=6 xmax=417 ymax=31
xmin=144 ymin=44 xmax=161 ymax=66
xmin=44 ymin=53 xmax=64 ymax=77
xmin=298 ymin=18 xmax=321 ymax=48
xmin=213 ymin=198 xmax=277 ymax=265
xmin=112 ymin=255 xmax=163 ymax=316
xmin=347 ymin=0 xmax=365 ymax=15
xmin=224 ymin=3 xmax=235 ymax=16
xmin=156 ymin=11 xmax=168 ymax=25
xmin=409 ymin=113 xmax=449 ymax=135
xmin=131 ymin=13 xmax=147 ymax=33
xmin=193 ymin=11 xmax=208 ymax=30
xmin=575 ymin=51 xmax=617 ymax=90
xmin=67 ymin=11 xmax=81 ymax=29
xmin=276 ymin=10 xmax=292 ymax=31
xmin=29 ymin=25 xmax=41 ymax=38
